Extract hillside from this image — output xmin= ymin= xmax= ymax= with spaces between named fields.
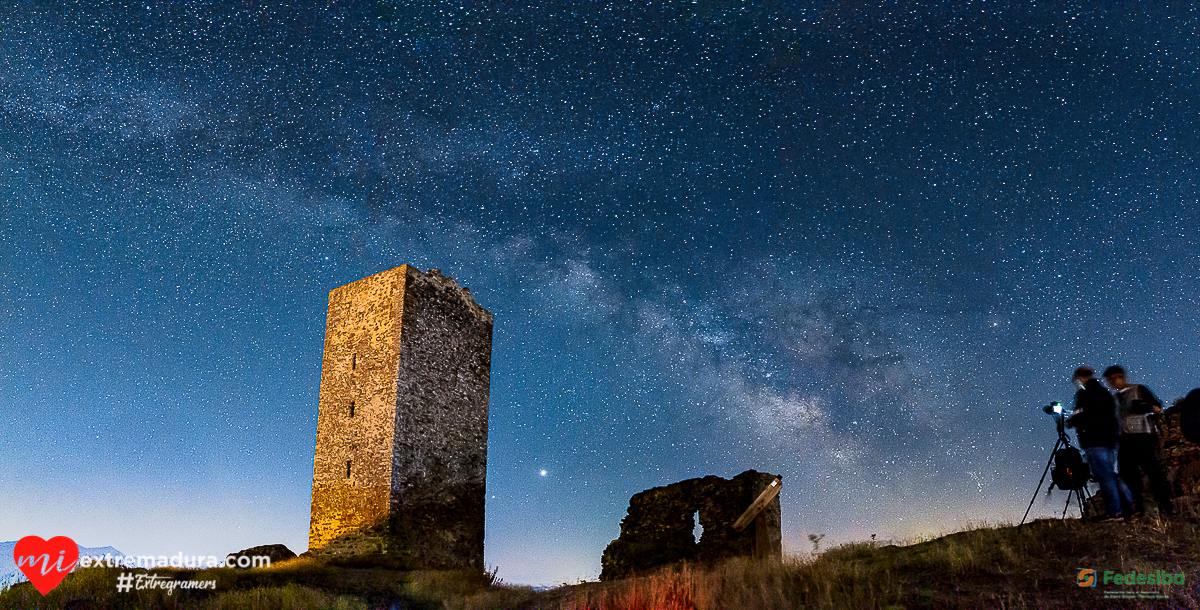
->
xmin=558 ymin=516 xmax=1200 ymax=609
xmin=1 ymin=517 xmax=1197 ymax=609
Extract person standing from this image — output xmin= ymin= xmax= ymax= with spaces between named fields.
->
xmin=1104 ymin=365 xmax=1174 ymax=516
xmin=1066 ymin=366 xmax=1132 ymax=520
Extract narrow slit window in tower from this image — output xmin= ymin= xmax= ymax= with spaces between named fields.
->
xmin=346 ymin=460 xmax=352 ymax=479
xmin=352 ymin=353 xmax=356 ymax=370
xmin=349 ymin=400 xmax=355 ymax=417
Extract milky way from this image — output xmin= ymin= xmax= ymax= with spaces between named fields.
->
xmin=2 ymin=2 xmax=1198 ymax=585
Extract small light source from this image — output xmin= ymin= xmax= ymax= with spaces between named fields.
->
xmin=1052 ymin=402 xmax=1063 ymax=414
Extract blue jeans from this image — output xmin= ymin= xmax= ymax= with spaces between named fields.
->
xmin=1084 ymin=446 xmax=1133 ymax=518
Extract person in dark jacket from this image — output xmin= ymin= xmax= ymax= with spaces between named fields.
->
xmin=1104 ymin=365 xmax=1174 ymax=516
xmin=1066 ymin=366 xmax=1131 ymax=520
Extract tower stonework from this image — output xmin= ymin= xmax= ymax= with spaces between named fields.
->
xmin=308 ymin=265 xmax=492 ymax=569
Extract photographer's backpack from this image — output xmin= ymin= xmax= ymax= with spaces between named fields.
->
xmin=1180 ymin=388 xmax=1200 ymax=444
xmin=1050 ymin=447 xmax=1090 ymax=491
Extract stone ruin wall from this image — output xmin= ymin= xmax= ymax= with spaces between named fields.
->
xmin=601 ymin=470 xmax=782 ymax=581
xmin=1158 ymin=404 xmax=1200 ymax=512
xmin=308 ymin=265 xmax=492 ymax=569
xmin=389 ymin=267 xmax=493 ymax=569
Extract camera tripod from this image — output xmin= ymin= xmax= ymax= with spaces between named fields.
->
xmin=1020 ymin=405 xmax=1092 ymax=526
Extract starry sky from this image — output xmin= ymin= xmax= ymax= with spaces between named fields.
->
xmin=2 ymin=1 xmax=1199 ymax=587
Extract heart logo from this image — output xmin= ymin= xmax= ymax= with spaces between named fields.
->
xmin=13 ymin=536 xmax=79 ymax=595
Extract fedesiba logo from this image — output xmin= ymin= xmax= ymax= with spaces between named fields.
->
xmin=1077 ymin=568 xmax=1096 ymax=587
xmin=1077 ymin=567 xmax=1185 ymax=601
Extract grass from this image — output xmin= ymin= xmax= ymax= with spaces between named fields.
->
xmin=3 ymin=515 xmax=1199 ymax=609
xmin=563 ymin=516 xmax=1200 ymax=610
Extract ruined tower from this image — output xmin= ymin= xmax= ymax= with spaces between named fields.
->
xmin=600 ymin=470 xmax=783 ymax=580
xmin=308 ymin=265 xmax=492 ymax=569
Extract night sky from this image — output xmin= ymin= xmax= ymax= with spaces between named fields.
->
xmin=2 ymin=1 xmax=1198 ymax=586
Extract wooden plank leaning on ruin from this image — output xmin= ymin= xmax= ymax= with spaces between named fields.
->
xmin=732 ymin=476 xmax=782 ymax=532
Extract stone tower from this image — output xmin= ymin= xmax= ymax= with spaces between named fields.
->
xmin=308 ymin=265 xmax=492 ymax=569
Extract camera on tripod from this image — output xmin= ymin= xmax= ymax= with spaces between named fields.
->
xmin=1020 ymin=400 xmax=1093 ymax=525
